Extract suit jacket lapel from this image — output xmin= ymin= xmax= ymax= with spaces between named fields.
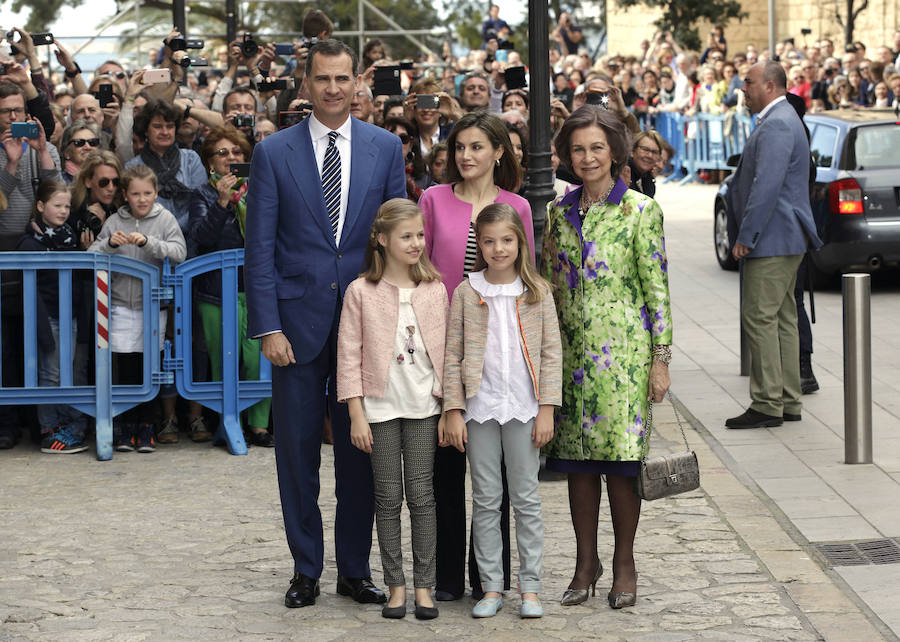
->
xmin=342 ymin=118 xmax=378 ymax=247
xmin=286 ymin=119 xmax=337 ymax=248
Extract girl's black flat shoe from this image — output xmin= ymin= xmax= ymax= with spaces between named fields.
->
xmin=414 ymin=602 xmax=439 ymax=620
xmin=382 ymin=602 xmax=406 ymax=619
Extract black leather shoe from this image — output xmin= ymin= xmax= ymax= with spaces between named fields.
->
xmin=336 ymin=576 xmax=386 ymax=604
xmin=285 ymin=573 xmax=319 ymax=608
xmin=784 ymin=412 xmax=801 ymax=422
xmin=0 ymin=433 xmax=16 ymax=449
xmin=725 ymin=408 xmax=783 ymax=429
xmin=248 ymin=430 xmax=274 ymax=447
xmin=434 ymin=590 xmax=463 ymax=601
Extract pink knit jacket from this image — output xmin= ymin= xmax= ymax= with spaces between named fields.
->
xmin=337 ymin=276 xmax=449 ymax=403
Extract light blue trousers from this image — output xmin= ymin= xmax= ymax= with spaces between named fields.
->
xmin=467 ymin=417 xmax=543 ymax=594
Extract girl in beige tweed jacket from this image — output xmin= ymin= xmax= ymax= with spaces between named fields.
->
xmin=442 ymin=203 xmax=562 ymax=619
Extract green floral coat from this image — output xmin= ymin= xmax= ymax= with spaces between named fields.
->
xmin=541 ymin=180 xmax=672 ymax=462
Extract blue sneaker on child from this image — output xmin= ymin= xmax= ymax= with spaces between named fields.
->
xmin=135 ymin=423 xmax=156 ymax=453
xmin=41 ymin=426 xmax=88 ymax=454
xmin=114 ymin=423 xmax=135 ymax=452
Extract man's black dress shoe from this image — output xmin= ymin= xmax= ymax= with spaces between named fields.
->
xmin=725 ymin=408 xmax=783 ymax=429
xmin=285 ymin=573 xmax=319 ymax=608
xmin=336 ymin=576 xmax=386 ymax=604
xmin=784 ymin=412 xmax=801 ymax=422
xmin=0 ymin=432 xmax=17 ymax=450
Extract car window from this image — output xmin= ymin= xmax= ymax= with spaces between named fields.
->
xmin=809 ymin=125 xmax=837 ymax=168
xmin=850 ymin=124 xmax=900 ymax=170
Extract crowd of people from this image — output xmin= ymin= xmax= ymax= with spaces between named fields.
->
xmin=0 ymin=2 xmax=894 ymax=621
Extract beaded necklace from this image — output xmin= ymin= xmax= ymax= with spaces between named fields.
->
xmin=579 ymin=179 xmax=615 ymax=215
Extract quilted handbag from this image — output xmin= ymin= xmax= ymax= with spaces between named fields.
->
xmin=635 ymin=393 xmax=700 ymax=501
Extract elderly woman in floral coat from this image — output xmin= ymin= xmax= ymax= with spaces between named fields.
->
xmin=541 ymin=106 xmax=672 ymax=611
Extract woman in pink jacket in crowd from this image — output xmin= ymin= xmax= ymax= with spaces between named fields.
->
xmin=418 ymin=111 xmax=534 ymax=601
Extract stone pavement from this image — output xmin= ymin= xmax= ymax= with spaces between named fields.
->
xmin=655 ymin=180 xmax=900 ymax=641
xmin=0 ymin=398 xmax=878 ymax=641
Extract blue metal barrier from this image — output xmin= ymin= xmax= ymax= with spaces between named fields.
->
xmin=0 ymin=252 xmax=162 ymax=461
xmin=654 ymin=112 xmax=754 ymax=185
xmin=653 ymin=112 xmax=686 ymax=183
xmin=164 ymin=249 xmax=272 ymax=456
xmin=0 ymin=250 xmax=272 ymax=459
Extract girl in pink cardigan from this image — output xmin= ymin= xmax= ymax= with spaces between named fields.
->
xmin=337 ymin=198 xmax=448 ymax=621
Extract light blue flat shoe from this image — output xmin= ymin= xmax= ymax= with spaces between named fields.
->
xmin=520 ymin=597 xmax=543 ymax=618
xmin=472 ymin=596 xmax=503 ymax=618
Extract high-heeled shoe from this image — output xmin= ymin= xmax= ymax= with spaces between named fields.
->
xmin=560 ymin=561 xmax=603 ymax=606
xmin=607 ymin=572 xmax=638 ymax=609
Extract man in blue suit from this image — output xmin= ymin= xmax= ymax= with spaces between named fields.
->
xmin=726 ymin=61 xmax=822 ymax=430
xmin=244 ymin=39 xmax=406 ymax=606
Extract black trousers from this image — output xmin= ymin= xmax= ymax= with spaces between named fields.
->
xmin=433 ymin=444 xmax=511 ymax=595
xmin=112 ymin=352 xmax=158 ymax=425
xmin=794 ymin=257 xmax=813 ymax=356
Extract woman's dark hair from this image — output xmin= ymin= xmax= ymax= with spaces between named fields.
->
xmin=200 ymin=125 xmax=253 ymax=171
xmin=133 ymin=98 xmax=182 ymax=140
xmin=381 ymin=97 xmax=404 ymax=122
xmin=445 ymin=112 xmax=522 ymax=193
xmin=502 ymin=88 xmax=530 ymax=111
xmin=384 ymin=116 xmax=426 ymax=180
xmin=554 ymin=105 xmax=632 ymax=180
xmin=505 ymin=121 xmax=529 ymax=169
xmin=361 ymin=38 xmax=386 ymax=71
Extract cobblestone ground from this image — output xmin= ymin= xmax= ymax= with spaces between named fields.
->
xmin=1 ymin=403 xmax=823 ymax=641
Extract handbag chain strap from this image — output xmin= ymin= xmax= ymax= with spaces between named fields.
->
xmin=641 ymin=391 xmax=692 ymax=463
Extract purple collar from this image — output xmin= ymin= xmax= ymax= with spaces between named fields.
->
xmin=561 ymin=178 xmax=628 ymax=242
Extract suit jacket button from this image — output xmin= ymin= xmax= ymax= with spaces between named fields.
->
xmin=331 ymin=282 xmax=337 ymax=290
xmin=337 ymin=253 xmax=342 ymax=259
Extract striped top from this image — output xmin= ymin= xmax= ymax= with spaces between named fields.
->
xmin=463 ymin=223 xmax=478 ymax=276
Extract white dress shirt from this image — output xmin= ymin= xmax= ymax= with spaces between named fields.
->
xmin=308 ymin=113 xmax=352 ymax=246
xmin=464 ymin=270 xmax=539 ymax=425
xmin=756 ymin=95 xmax=786 ymax=122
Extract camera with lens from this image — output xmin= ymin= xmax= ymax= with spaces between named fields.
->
xmin=76 ymin=214 xmax=103 ymax=237
xmin=239 ymin=33 xmax=259 ymax=58
xmin=233 ymin=113 xmax=255 ymax=128
xmin=300 ymin=37 xmax=319 ymax=49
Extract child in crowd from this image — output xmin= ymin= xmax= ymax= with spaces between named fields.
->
xmin=89 ymin=165 xmax=186 ymax=453
xmin=17 ymin=180 xmax=90 ymax=454
xmin=442 ymin=203 xmax=562 ymax=619
xmin=337 ymin=198 xmax=448 ymax=621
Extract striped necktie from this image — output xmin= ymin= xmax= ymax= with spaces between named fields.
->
xmin=321 ymin=130 xmax=341 ymax=238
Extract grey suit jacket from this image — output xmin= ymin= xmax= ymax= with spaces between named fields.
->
xmin=728 ymin=98 xmax=822 ymax=257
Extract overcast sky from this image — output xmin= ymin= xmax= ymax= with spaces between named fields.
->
xmin=4 ymin=0 xmax=528 ymax=40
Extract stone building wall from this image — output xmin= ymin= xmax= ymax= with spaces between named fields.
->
xmin=605 ymin=0 xmax=899 ymax=59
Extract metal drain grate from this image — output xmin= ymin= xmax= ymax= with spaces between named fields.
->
xmin=816 ymin=539 xmax=900 ymax=566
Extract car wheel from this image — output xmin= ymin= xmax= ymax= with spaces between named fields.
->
xmin=714 ymin=199 xmax=738 ymax=271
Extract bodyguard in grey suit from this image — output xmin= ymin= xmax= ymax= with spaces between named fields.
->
xmin=725 ymin=61 xmax=822 ymax=430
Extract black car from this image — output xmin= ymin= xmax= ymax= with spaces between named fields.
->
xmin=714 ymin=109 xmax=900 ymax=281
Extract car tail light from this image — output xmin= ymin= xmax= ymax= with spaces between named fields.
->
xmin=829 ymin=178 xmax=863 ymax=214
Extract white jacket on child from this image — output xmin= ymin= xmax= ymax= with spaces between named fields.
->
xmin=88 ymin=202 xmax=186 ymax=310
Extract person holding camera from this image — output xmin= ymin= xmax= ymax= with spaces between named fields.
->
xmin=552 ymin=12 xmax=583 ymax=57
xmin=481 ymin=5 xmax=510 ymax=47
xmin=69 ymin=150 xmax=123 ymax=248
xmin=0 ymin=80 xmax=61 ymax=450
xmin=188 ymin=125 xmax=273 ymax=447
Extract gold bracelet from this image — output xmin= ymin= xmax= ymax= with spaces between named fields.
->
xmin=652 ymin=344 xmax=672 ymax=365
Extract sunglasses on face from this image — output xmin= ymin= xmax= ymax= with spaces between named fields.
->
xmin=70 ymin=138 xmax=100 ymax=147
xmin=96 ymin=177 xmax=120 ymax=188
xmin=394 ymin=133 xmax=411 ymax=144
xmin=213 ymin=147 xmax=243 ymax=157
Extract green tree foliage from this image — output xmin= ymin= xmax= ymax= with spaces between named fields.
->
xmin=615 ymin=0 xmax=746 ymax=51
xmin=3 ymin=0 xmax=83 ymax=32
